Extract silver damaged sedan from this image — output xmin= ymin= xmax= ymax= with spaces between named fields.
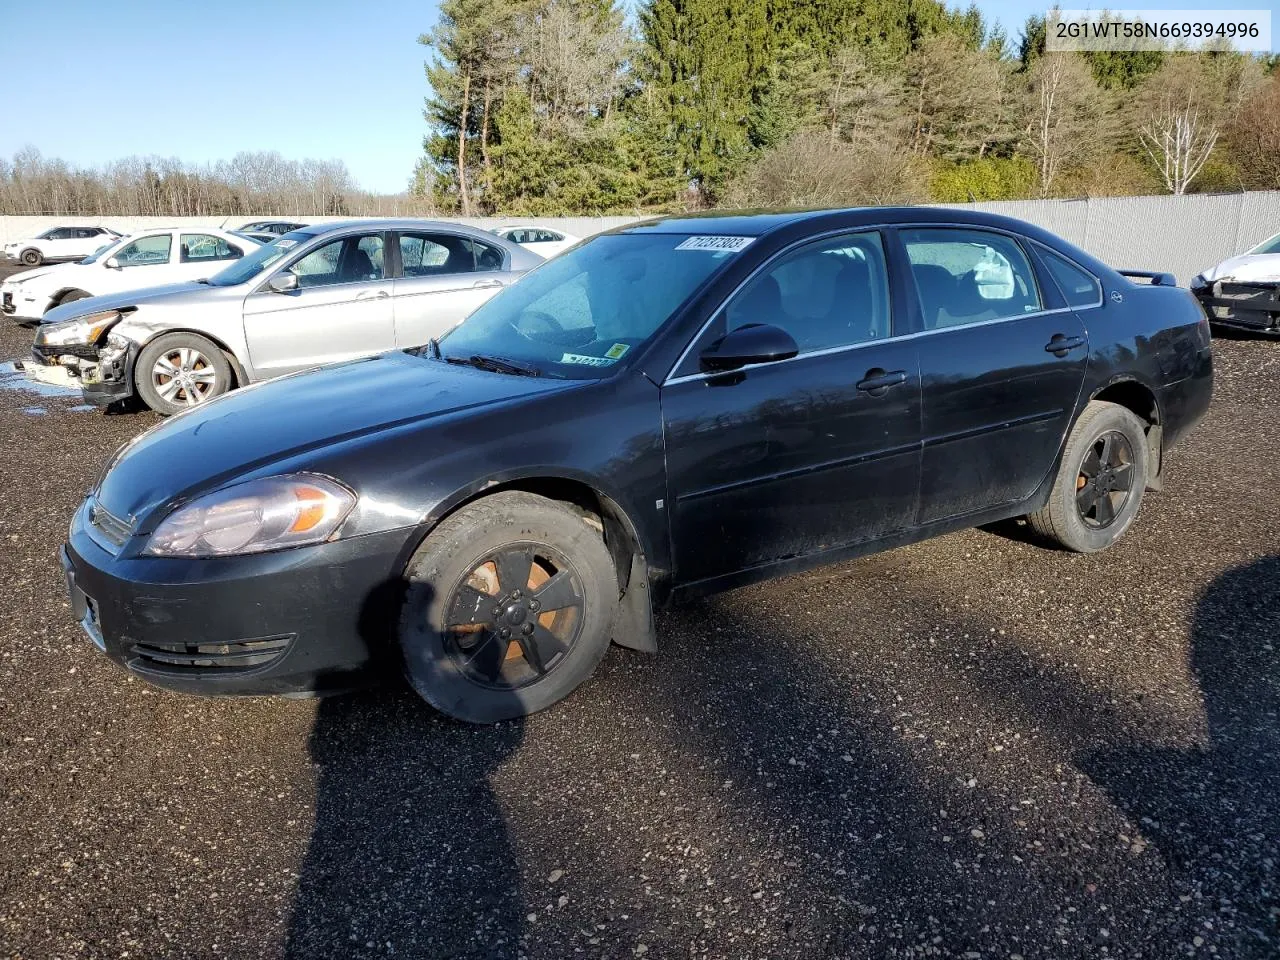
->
xmin=28 ymin=219 xmax=543 ymax=414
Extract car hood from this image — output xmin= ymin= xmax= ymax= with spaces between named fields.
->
xmin=96 ymin=351 xmax=582 ymax=526
xmin=3 ymin=263 xmax=63 ymax=285
xmin=1200 ymin=253 xmax=1280 ymax=284
xmin=40 ymin=281 xmax=224 ymax=325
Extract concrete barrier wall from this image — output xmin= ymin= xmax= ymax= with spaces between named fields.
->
xmin=5 ymin=192 xmax=1280 ymax=284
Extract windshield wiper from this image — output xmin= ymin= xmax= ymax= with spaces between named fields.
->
xmin=445 ymin=353 xmax=541 ymax=377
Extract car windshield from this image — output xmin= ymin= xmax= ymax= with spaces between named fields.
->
xmin=1249 ymin=234 xmax=1280 ymax=255
xmin=436 ymin=232 xmax=748 ymax=379
xmin=79 ymin=235 xmax=129 ymax=264
xmin=206 ymin=231 xmax=308 ymax=287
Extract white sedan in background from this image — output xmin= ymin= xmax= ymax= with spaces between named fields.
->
xmin=3 ymin=225 xmax=122 ymax=266
xmin=1 ymin=227 xmax=261 ymax=323
xmin=492 ymin=225 xmax=579 ymax=258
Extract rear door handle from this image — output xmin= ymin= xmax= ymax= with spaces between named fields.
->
xmin=856 ymin=368 xmax=908 ymax=396
xmin=1045 ymin=334 xmax=1086 ymax=356
xmin=473 ymin=279 xmax=504 ymax=289
xmin=355 ymin=289 xmax=391 ymax=301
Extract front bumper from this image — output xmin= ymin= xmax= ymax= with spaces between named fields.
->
xmin=30 ymin=338 xmax=138 ymax=406
xmin=63 ymin=501 xmax=420 ymax=696
xmin=1194 ymin=281 xmax=1280 ymax=335
xmin=2 ymin=285 xmax=47 ymax=323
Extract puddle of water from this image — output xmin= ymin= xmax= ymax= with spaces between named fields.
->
xmin=0 ymin=359 xmax=91 ymax=405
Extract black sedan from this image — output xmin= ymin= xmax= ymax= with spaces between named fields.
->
xmin=62 ymin=208 xmax=1213 ymax=723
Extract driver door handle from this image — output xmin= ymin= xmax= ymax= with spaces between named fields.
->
xmin=355 ymin=289 xmax=391 ymax=300
xmin=473 ymin=279 xmax=504 ymax=289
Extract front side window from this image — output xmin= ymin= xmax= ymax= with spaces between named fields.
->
xmin=180 ymin=233 xmax=242 ymax=263
xmin=287 ymin=233 xmax=385 ymax=287
xmin=1039 ymin=247 xmax=1101 ymax=308
xmin=719 ymin=231 xmax=892 ymax=354
xmin=438 ymin=232 xmax=744 ymax=379
xmin=902 ymin=228 xmax=1041 ymax=329
xmin=115 ymin=234 xmax=173 ymax=266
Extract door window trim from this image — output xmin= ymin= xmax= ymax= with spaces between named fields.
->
xmin=664 ymin=222 xmax=1078 ymax=386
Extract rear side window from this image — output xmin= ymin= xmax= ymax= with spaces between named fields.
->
xmin=180 ymin=233 xmax=242 ymax=263
xmin=400 ymin=233 xmax=505 ymax=276
xmin=1039 ymin=247 xmax=1102 ymax=308
xmin=901 ymin=228 xmax=1041 ymax=330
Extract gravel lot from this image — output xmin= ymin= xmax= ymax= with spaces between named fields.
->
xmin=0 ymin=258 xmax=1277 ymax=959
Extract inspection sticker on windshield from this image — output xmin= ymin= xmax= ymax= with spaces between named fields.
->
xmin=560 ymin=353 xmax=615 ymax=367
xmin=605 ymin=343 xmax=630 ymax=359
xmin=674 ymin=235 xmax=755 ymax=253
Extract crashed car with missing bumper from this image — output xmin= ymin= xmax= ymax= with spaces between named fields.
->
xmin=28 ymin=219 xmax=540 ymax=414
xmin=1191 ymin=231 xmax=1280 ymax=335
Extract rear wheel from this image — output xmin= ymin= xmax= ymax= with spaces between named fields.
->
xmin=399 ymin=491 xmax=619 ymax=723
xmin=135 ymin=332 xmax=233 ymax=415
xmin=20 ymin=248 xmax=41 ymax=266
xmin=1027 ymin=400 xmax=1149 ymax=553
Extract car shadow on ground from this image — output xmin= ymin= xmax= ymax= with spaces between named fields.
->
xmin=282 ymin=555 xmax=1279 ymax=958
xmin=1079 ymin=555 xmax=1280 ymax=955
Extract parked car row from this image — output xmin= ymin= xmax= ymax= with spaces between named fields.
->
xmin=51 ymin=206 xmax=1214 ymax=724
xmin=23 ymin=220 xmax=542 ymax=413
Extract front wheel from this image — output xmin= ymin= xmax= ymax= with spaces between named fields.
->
xmin=399 ymin=491 xmax=619 ymax=723
xmin=135 ymin=332 xmax=233 ymax=415
xmin=20 ymin=248 xmax=42 ymax=266
xmin=1026 ymin=400 xmax=1149 ymax=553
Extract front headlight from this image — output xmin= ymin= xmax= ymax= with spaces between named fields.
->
xmin=143 ymin=474 xmax=357 ymax=558
xmin=37 ymin=309 xmax=123 ymax=347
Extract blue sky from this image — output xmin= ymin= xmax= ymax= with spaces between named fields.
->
xmin=1 ymin=0 xmax=1275 ymax=193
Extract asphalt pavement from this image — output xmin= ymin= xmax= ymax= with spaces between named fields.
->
xmin=0 ymin=259 xmax=1277 ymax=959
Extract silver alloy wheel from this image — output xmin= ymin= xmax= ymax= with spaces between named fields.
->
xmin=151 ymin=347 xmax=218 ymax=407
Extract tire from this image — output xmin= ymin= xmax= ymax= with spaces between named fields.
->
xmin=399 ymin=491 xmax=619 ymax=723
xmin=57 ymin=289 xmax=90 ymax=307
xmin=135 ymin=332 xmax=233 ymax=415
xmin=19 ymin=248 xmax=41 ymax=266
xmin=1027 ymin=400 xmax=1149 ymax=553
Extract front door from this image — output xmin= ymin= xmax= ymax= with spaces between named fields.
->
xmin=243 ymin=231 xmax=395 ymax=379
xmin=661 ymin=230 xmax=922 ymax=588
xmin=902 ymin=227 xmax=1090 ymax=524
xmin=391 ymin=231 xmax=511 ymax=347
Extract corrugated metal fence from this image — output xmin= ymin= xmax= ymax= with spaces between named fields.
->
xmin=5 ymin=193 xmax=1280 ymax=284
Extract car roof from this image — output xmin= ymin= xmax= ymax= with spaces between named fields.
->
xmin=293 ymin=218 xmax=502 ymax=236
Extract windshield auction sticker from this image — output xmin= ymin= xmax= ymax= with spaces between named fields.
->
xmin=1048 ymin=9 xmax=1271 ymax=52
xmin=674 ymin=236 xmax=755 ymax=252
xmin=560 ymin=353 xmax=615 ymax=367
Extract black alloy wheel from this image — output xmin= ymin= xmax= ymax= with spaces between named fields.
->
xmin=1075 ymin=430 xmax=1135 ymax=528
xmin=444 ymin=544 xmax=585 ymax=690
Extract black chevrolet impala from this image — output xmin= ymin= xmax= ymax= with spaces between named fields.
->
xmin=62 ymin=208 xmax=1213 ymax=722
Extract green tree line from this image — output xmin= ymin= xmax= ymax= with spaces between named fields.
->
xmin=415 ymin=1 xmax=1280 ymax=214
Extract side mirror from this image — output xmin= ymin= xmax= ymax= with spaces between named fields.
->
xmin=268 ymin=272 xmax=299 ymax=294
xmin=700 ymin=323 xmax=798 ymax=372
xmin=105 ymin=256 xmax=120 ymax=269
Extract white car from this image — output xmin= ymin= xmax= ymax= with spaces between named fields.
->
xmin=492 ymin=225 xmax=579 ymax=258
xmin=3 ymin=226 xmax=122 ymax=266
xmin=1 ymin=228 xmax=261 ymax=324
xmin=1191 ymin=231 xmax=1280 ymax=335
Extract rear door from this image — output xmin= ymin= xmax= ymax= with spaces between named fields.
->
xmin=904 ymin=227 xmax=1089 ymax=525
xmin=391 ymin=230 xmax=512 ymax=346
xmin=242 ymin=230 xmax=395 ymax=378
